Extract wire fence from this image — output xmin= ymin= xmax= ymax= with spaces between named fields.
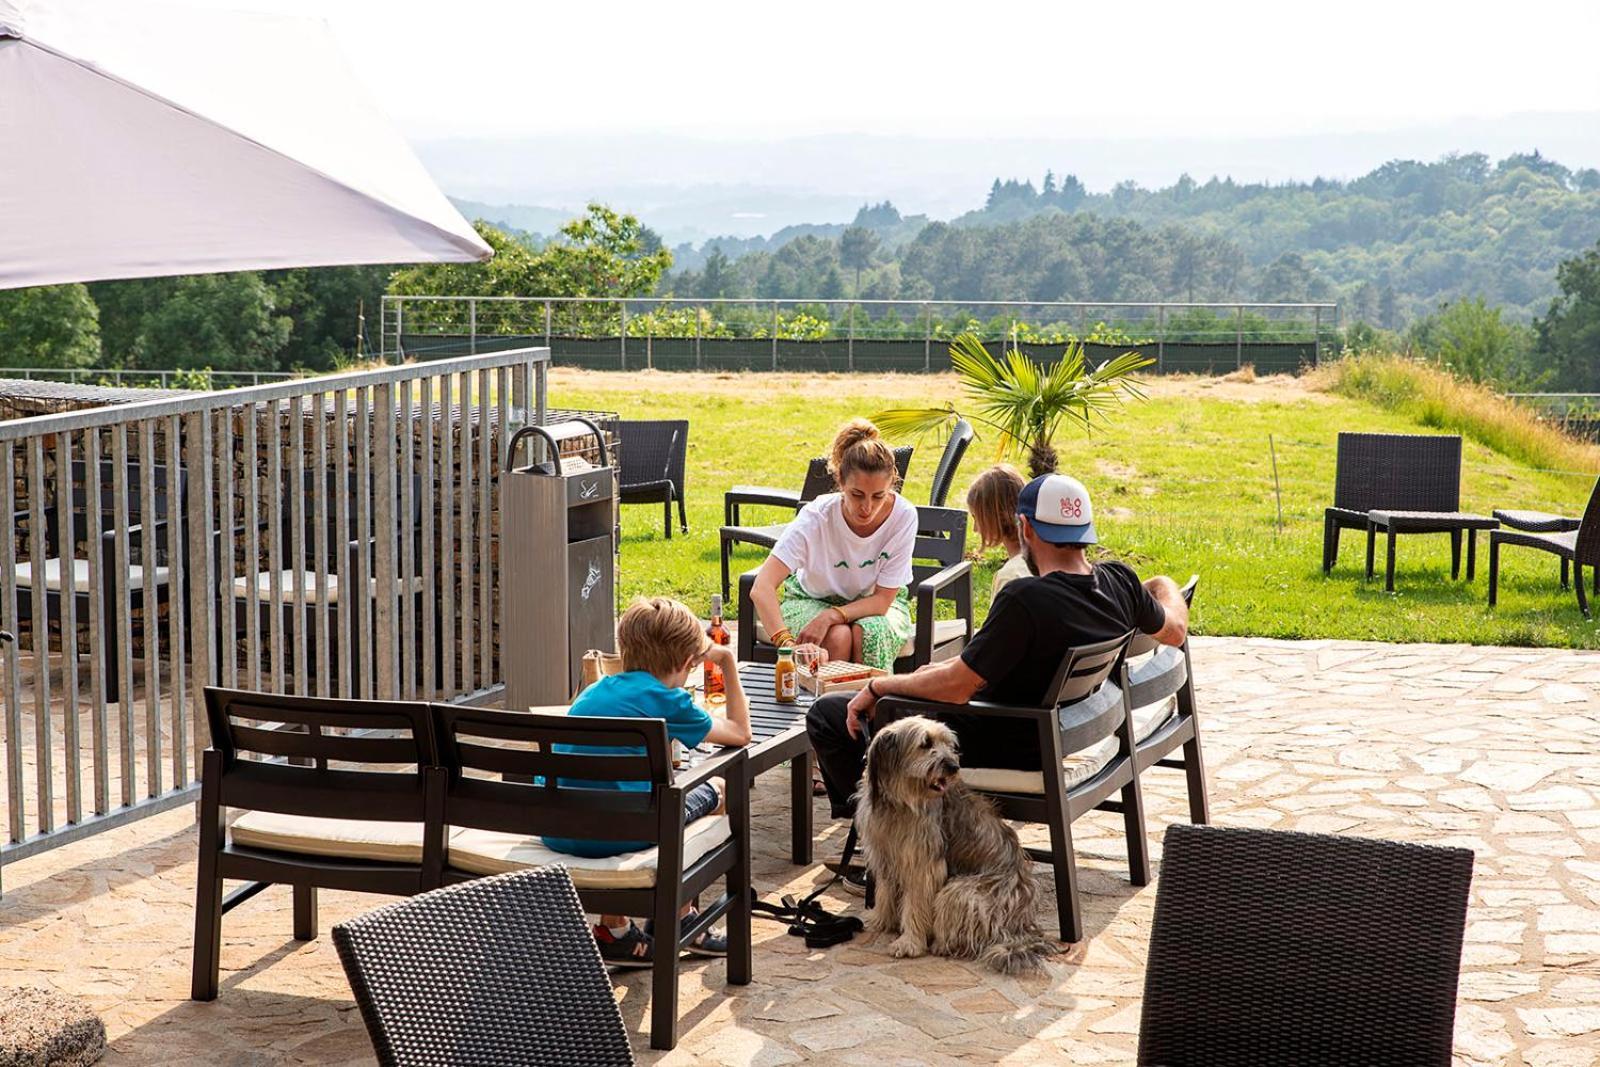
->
xmin=382 ymin=297 xmax=1342 ymax=376
xmin=0 ymin=367 xmax=297 ymax=389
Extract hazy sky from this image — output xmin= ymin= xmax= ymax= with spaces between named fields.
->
xmin=179 ymin=0 xmax=1600 ymax=139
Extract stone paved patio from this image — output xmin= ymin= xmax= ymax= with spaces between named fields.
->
xmin=1 ymin=636 xmax=1598 ymax=1065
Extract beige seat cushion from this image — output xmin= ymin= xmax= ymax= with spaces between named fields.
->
xmin=960 ymin=696 xmax=1178 ymax=795
xmin=232 ymin=570 xmax=423 ymax=605
xmin=448 ymin=813 xmax=731 ymax=888
xmin=14 ymin=558 xmax=168 ymax=592
xmin=755 ymin=615 xmax=967 ymax=656
xmin=230 ymin=811 xmax=426 ymax=863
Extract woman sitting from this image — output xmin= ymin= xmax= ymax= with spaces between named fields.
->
xmin=966 ymin=463 xmax=1029 ymax=598
xmin=750 ymin=419 xmax=918 ymax=671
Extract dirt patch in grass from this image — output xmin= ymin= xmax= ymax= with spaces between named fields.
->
xmin=549 ymin=367 xmax=1328 ymax=406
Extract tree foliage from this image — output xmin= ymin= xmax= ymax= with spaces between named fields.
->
xmin=1534 ymin=241 xmax=1600 ymax=390
xmin=0 ymin=284 xmax=100 ymax=369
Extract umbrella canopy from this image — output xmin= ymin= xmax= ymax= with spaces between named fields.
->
xmin=0 ymin=0 xmax=491 ymax=290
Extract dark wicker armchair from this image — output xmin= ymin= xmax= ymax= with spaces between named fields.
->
xmin=1489 ymin=475 xmax=1600 ymax=617
xmin=1322 ymin=432 xmax=1461 ymax=573
xmin=333 ymin=868 xmax=634 ymax=1067
xmin=1138 ymin=824 xmax=1473 ymax=1066
xmin=614 ymin=419 xmax=688 ymax=538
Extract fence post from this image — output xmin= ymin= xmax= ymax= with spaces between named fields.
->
xmin=1235 ymin=305 xmax=1244 ymax=369
xmin=1156 ymin=305 xmax=1165 ymax=373
xmin=543 ymin=299 xmax=552 ymax=352
xmin=395 ymin=300 xmax=403 ymax=363
xmin=1313 ymin=306 xmax=1322 ymax=367
xmin=469 ymin=298 xmax=477 ymax=356
xmin=848 ymin=303 xmax=856 ymax=372
xmin=923 ymin=303 xmax=932 ymax=372
xmin=647 ymin=310 xmax=654 ymax=371
xmin=771 ymin=301 xmax=779 ymax=371
xmin=695 ymin=307 xmax=703 ymax=370
xmin=620 ymin=302 xmax=628 ymax=371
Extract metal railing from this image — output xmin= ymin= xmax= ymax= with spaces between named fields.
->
xmin=1 ymin=367 xmax=298 ymax=389
xmin=382 ymin=296 xmax=1342 ymax=375
xmin=0 ymin=348 xmax=551 ymax=892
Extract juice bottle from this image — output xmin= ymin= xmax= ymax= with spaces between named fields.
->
xmin=775 ymin=646 xmax=798 ymax=703
xmin=705 ymin=595 xmax=730 ymax=702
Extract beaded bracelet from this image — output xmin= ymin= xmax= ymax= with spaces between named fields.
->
xmin=770 ymin=627 xmax=795 ymax=647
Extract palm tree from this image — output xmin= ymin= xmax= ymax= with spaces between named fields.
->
xmin=873 ymin=332 xmax=1153 ymax=478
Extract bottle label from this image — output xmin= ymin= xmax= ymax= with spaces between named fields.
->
xmin=780 ymin=670 xmax=797 ymax=699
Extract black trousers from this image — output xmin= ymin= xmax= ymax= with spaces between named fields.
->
xmin=805 ymin=692 xmax=1044 ymax=820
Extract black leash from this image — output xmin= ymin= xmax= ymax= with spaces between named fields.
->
xmin=751 ymin=821 xmax=866 ymax=948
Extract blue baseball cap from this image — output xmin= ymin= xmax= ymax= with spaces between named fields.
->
xmin=1017 ymin=473 xmax=1097 ymax=545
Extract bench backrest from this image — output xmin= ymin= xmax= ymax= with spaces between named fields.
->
xmin=615 ymin=419 xmax=687 ymax=489
xmin=1044 ymin=629 xmax=1135 ymax=710
xmin=927 ymin=420 xmax=974 ymax=508
xmin=1577 ymin=477 xmax=1600 ymax=567
xmin=1333 ymin=432 xmax=1460 ymax=513
xmin=912 ymin=505 xmax=968 ymax=587
xmin=432 ymin=705 xmax=672 ymax=845
xmin=203 ymin=686 xmax=437 ymax=822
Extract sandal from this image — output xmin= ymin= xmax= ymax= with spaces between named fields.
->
xmin=644 ymin=910 xmax=730 ymax=958
xmin=593 ymin=922 xmax=653 ymax=969
xmin=812 ymin=768 xmax=828 ymax=797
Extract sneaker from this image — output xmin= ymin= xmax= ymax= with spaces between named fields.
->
xmin=593 ymin=922 xmax=653 ymax=969
xmin=643 ymin=911 xmax=730 ymax=957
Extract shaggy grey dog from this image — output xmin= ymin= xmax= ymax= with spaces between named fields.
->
xmin=856 ymin=715 xmax=1058 ymax=974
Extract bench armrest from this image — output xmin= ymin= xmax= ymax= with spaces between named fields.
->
xmin=674 ymin=746 xmax=747 ymax=792
xmin=724 ymin=486 xmax=803 ymax=525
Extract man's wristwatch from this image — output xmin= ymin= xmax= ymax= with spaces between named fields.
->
xmin=865 ymin=680 xmax=879 ymax=699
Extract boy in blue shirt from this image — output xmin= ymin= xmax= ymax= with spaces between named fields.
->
xmin=544 ymin=596 xmax=750 ymax=967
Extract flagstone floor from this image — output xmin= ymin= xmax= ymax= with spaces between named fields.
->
xmin=1 ymin=636 xmax=1598 ymax=1065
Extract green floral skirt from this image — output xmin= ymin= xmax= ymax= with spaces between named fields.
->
xmin=779 ymin=575 xmax=912 ymax=672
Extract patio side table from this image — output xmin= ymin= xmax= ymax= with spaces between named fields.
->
xmin=692 ymin=663 xmax=815 ymax=864
xmin=1366 ymin=510 xmax=1500 ymax=592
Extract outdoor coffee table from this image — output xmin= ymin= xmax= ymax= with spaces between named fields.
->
xmin=1365 ymin=510 xmax=1500 ymax=592
xmin=688 ymin=662 xmax=816 ymax=864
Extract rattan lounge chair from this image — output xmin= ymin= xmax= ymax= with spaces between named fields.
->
xmin=1489 ymin=476 xmax=1600 ymax=617
xmin=1322 ymin=432 xmax=1461 ymax=574
xmin=735 ymin=504 xmax=973 ymax=673
xmin=333 ymin=868 xmax=634 ymax=1067
xmin=878 ymin=630 xmax=1142 ymax=942
xmin=614 ymin=419 xmax=688 ymax=539
xmin=1138 ymin=824 xmax=1473 ymax=1066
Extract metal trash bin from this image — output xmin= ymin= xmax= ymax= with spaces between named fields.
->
xmin=502 ymin=419 xmax=617 ymax=708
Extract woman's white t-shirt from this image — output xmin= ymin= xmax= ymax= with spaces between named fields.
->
xmin=772 ymin=492 xmax=919 ymax=600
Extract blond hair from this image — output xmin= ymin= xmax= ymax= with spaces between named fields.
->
xmin=966 ymin=464 xmax=1025 ymax=551
xmin=828 ymin=418 xmax=898 ymax=487
xmin=616 ymin=596 xmax=706 ymax=678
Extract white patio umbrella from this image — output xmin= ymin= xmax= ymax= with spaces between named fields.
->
xmin=0 ymin=0 xmax=491 ymax=290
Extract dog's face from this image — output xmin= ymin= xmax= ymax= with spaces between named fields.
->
xmin=866 ymin=716 xmax=962 ymax=807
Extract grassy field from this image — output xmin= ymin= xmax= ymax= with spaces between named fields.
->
xmin=550 ymin=366 xmax=1600 ymax=649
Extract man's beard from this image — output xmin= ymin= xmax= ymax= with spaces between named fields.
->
xmin=1019 ymin=536 xmax=1041 ymax=576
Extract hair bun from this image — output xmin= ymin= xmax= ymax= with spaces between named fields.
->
xmin=828 ymin=418 xmax=896 ymax=486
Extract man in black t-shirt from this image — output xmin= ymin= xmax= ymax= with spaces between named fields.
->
xmin=806 ymin=472 xmax=1190 ymax=822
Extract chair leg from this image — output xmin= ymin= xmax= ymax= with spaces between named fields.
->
xmin=1121 ymin=772 xmax=1151 ymax=887
xmin=663 ymin=498 xmax=672 ymax=540
xmin=1450 ymin=530 xmax=1462 ymax=580
xmin=292 ymin=885 xmax=318 ymax=940
xmin=1385 ymin=528 xmax=1398 ymax=593
xmin=191 ymin=760 xmax=225 ymax=1001
xmin=677 ymin=493 xmax=689 ymax=535
xmin=1562 ymin=557 xmax=1570 ymax=590
xmin=1179 ymin=674 xmax=1210 ymax=825
xmin=650 ymin=890 xmax=682 ymax=1050
xmin=1488 ymin=540 xmax=1500 ymax=606
xmin=727 ymin=843 xmax=753 ymax=988
xmin=1365 ymin=523 xmax=1376 ymax=580
xmin=1577 ymin=563 xmax=1591 ymax=620
xmin=1038 ymin=762 xmax=1083 ymax=943
xmin=1323 ymin=516 xmax=1338 ymax=574
xmin=1467 ymin=530 xmax=1478 ymax=581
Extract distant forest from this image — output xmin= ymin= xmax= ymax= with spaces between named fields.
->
xmin=662 ymin=151 xmax=1600 ymax=327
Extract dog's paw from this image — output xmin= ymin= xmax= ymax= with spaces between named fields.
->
xmin=888 ymin=935 xmax=926 ymax=959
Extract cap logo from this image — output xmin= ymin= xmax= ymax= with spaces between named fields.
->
xmin=1059 ymin=496 xmax=1084 ymax=520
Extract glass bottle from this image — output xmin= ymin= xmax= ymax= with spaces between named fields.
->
xmin=705 ymin=594 xmax=730 ymax=702
xmin=775 ymin=646 xmax=798 ymax=703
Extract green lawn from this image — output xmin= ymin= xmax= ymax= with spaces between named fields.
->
xmin=550 ymin=369 xmax=1600 ymax=649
